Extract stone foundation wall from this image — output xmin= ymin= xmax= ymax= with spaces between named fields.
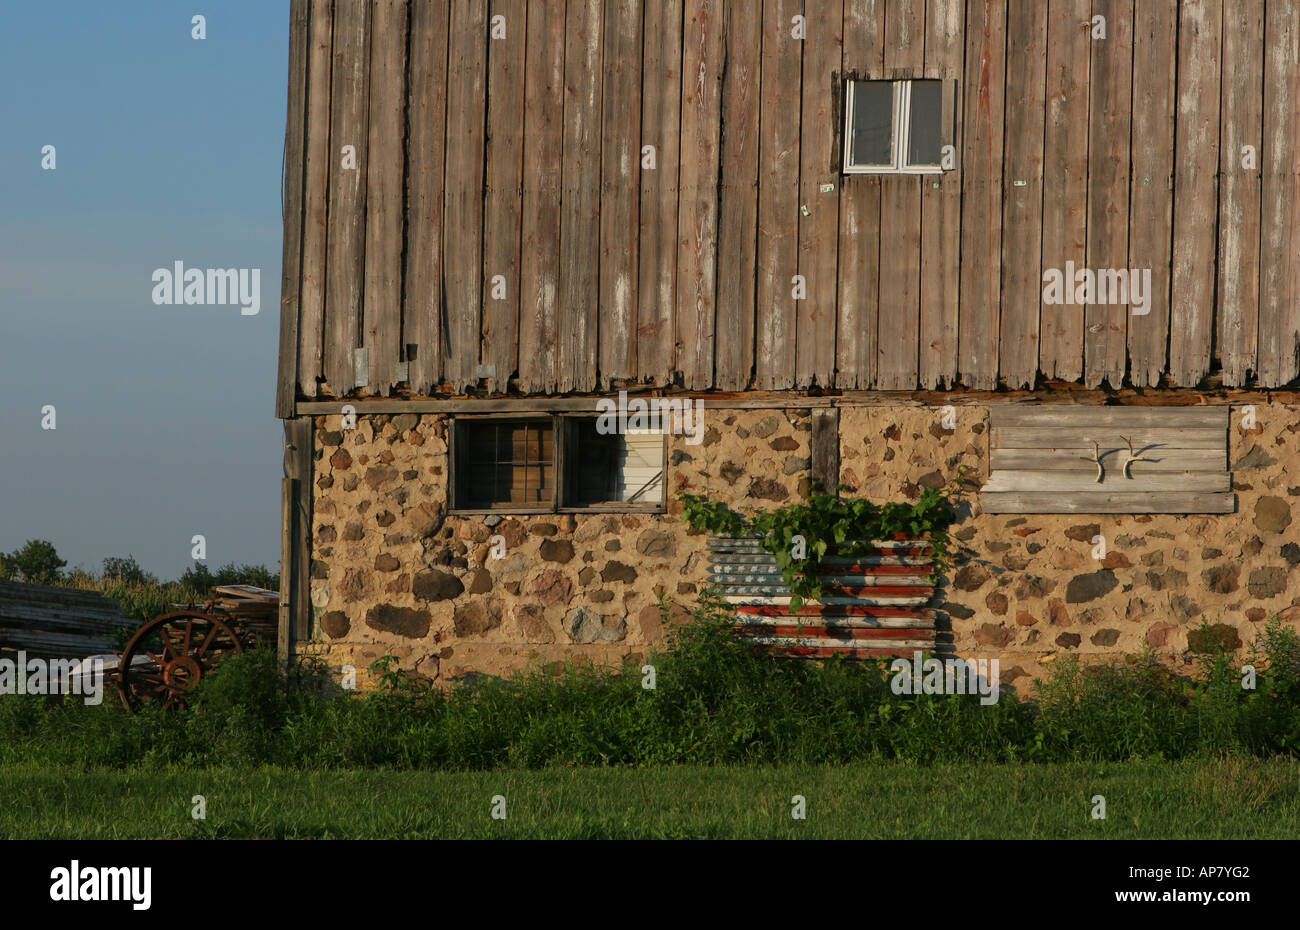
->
xmin=303 ymin=403 xmax=1300 ymax=690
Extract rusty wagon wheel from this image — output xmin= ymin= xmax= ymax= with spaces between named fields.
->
xmin=118 ymin=610 xmax=243 ymax=711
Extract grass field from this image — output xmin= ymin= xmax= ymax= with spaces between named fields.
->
xmin=4 ymin=758 xmax=1297 ymax=839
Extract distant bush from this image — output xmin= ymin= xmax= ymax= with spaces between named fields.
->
xmin=101 ymin=555 xmax=154 ymax=587
xmin=0 ymin=539 xmax=66 ymax=585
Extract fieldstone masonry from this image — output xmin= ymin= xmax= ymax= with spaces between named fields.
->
xmin=302 ymin=404 xmax=1300 ymax=691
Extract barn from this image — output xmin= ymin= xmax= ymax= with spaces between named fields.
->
xmin=274 ymin=0 xmax=1300 ymax=687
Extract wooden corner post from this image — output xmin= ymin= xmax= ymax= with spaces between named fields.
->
xmin=280 ymin=417 xmax=314 ymax=667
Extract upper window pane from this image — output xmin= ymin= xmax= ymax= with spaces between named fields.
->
xmin=848 ymin=80 xmax=894 ymax=167
xmin=460 ymin=419 xmax=554 ymax=509
xmin=906 ymin=79 xmax=943 ymax=166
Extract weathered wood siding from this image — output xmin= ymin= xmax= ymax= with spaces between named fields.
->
xmin=276 ymin=0 xmax=1300 ymax=415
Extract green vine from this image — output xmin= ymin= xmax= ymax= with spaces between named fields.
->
xmin=678 ymin=482 xmax=959 ymax=610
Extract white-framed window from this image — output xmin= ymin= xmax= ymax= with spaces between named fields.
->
xmin=843 ymin=78 xmax=945 ymax=174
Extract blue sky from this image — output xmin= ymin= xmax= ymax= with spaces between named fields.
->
xmin=0 ymin=2 xmax=289 ymax=579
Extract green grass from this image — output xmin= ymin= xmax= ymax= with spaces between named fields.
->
xmin=3 ymin=758 xmax=1296 ymax=839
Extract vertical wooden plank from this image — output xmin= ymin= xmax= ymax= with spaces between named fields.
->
xmin=363 ymin=0 xmax=408 ymax=396
xmin=637 ymin=0 xmax=683 ymax=386
xmin=1169 ymin=0 xmax=1221 ymax=387
xmin=957 ymin=0 xmax=1006 ymax=389
xmin=1039 ymin=0 xmax=1089 ymax=382
xmin=404 ymin=0 xmax=449 ymax=395
xmin=279 ymin=475 xmax=293 ymax=660
xmin=558 ymin=0 xmax=604 ymax=392
xmin=1127 ymin=0 xmax=1176 ymax=388
xmin=756 ymin=0 xmax=803 ymax=389
xmin=714 ymin=0 xmax=761 ymax=391
xmin=1216 ymin=0 xmax=1263 ymax=387
xmin=444 ymin=1 xmax=489 ymax=391
xmin=276 ymin=0 xmax=308 ymax=419
xmin=810 ymin=409 xmax=840 ymax=493
xmin=323 ymin=0 xmax=370 ymax=397
xmin=519 ymin=0 xmax=566 ymax=394
xmin=296 ymin=0 xmax=332 ymax=401
xmin=676 ymin=0 xmax=723 ymax=390
xmin=876 ymin=0 xmax=923 ymax=391
xmin=1083 ymin=0 xmax=1132 ymax=388
xmin=599 ymin=0 xmax=643 ymax=385
xmin=796 ymin=0 xmax=843 ymax=388
xmin=835 ymin=0 xmax=883 ymax=390
xmin=282 ymin=417 xmax=313 ymax=650
xmin=997 ymin=0 xmax=1046 ymax=390
xmin=1259 ymin=0 xmax=1300 ymax=387
xmin=483 ymin=0 xmax=527 ymax=394
xmin=919 ymin=0 xmax=963 ymax=389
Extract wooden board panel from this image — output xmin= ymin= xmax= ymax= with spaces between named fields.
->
xmin=1216 ymin=0 xmax=1263 ymax=386
xmin=323 ymin=0 xmax=370 ymax=396
xmin=676 ymin=0 xmax=723 ymax=390
xmin=279 ymin=473 xmax=293 ymax=658
xmin=483 ymin=0 xmax=528 ymax=394
xmin=1169 ymin=0 xmax=1222 ymax=387
xmin=558 ymin=0 xmax=604 ymax=392
xmin=990 ymin=405 xmax=1228 ymax=428
xmin=811 ymin=408 xmax=839 ymax=492
xmin=919 ymin=0 xmax=963 ymax=389
xmin=402 ymin=0 xmax=448 ymax=395
xmin=1127 ymin=0 xmax=1176 ymax=387
xmin=1258 ymin=0 xmax=1300 ymax=388
xmin=1083 ymin=0 xmax=1132 ymax=389
xmin=1039 ymin=0 xmax=1090 ymax=382
xmin=835 ymin=0 xmax=884 ymax=389
xmin=997 ymin=0 xmax=1047 ymax=389
xmin=518 ymin=0 xmax=566 ymax=394
xmin=957 ymin=0 xmax=1006 ymax=389
xmin=283 ymin=416 xmax=313 ymax=643
xmin=991 ymin=427 xmax=1226 ymax=449
xmin=443 ymin=1 xmax=488 ymax=391
xmin=756 ymin=0 xmax=803 ymax=389
xmin=598 ymin=0 xmax=643 ymax=385
xmin=294 ymin=0 xmax=331 ymax=401
xmin=637 ymin=0 xmax=683 ymax=386
xmin=982 ymin=471 xmax=1231 ymax=493
xmin=875 ymin=0 xmax=923 ymax=391
xmin=981 ymin=492 xmax=1236 ymax=514
xmin=276 ymin=0 xmax=308 ymax=418
xmin=714 ymin=0 xmax=762 ymax=390
xmin=796 ymin=0 xmax=844 ymax=388
xmin=991 ymin=447 xmax=1227 ymax=472
xmin=362 ymin=0 xmax=407 ymax=396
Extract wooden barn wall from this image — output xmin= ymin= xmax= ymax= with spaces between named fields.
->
xmin=276 ymin=0 xmax=1300 ymax=416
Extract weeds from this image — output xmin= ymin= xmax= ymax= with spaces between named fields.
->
xmin=3 ymin=603 xmax=1299 ymax=771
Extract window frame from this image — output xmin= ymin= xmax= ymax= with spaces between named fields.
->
xmin=448 ymin=413 xmax=668 ymax=516
xmin=842 ymin=78 xmax=945 ymax=175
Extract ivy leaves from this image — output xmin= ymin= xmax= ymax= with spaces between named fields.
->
xmin=679 ymin=487 xmax=955 ymax=609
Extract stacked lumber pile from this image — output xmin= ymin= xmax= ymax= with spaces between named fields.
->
xmin=0 ymin=580 xmax=132 ymax=659
xmin=208 ymin=585 xmax=279 ymax=647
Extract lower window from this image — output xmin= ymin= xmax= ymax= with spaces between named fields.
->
xmin=451 ymin=415 xmax=665 ymax=513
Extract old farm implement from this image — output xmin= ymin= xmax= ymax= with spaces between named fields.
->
xmin=117 ymin=586 xmax=278 ymax=710
xmin=707 ymin=536 xmax=939 ymax=658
